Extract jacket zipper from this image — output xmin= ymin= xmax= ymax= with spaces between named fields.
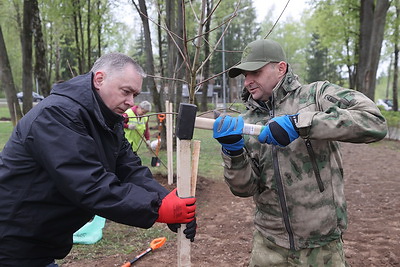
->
xmin=269 ymin=105 xmax=295 ymax=251
xmin=272 ymin=146 xmax=295 ymax=250
xmin=305 ymin=139 xmax=325 ymax=192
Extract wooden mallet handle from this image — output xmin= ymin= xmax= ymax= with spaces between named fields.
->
xmin=194 ymin=117 xmax=264 ymax=136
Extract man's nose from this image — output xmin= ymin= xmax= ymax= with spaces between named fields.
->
xmin=126 ymin=97 xmax=134 ymax=107
xmin=244 ymin=76 xmax=252 ymax=88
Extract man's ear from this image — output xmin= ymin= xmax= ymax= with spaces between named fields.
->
xmin=93 ymin=71 xmax=105 ymax=90
xmin=277 ymin=61 xmax=287 ymax=77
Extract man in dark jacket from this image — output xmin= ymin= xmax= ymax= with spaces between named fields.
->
xmin=0 ymin=53 xmax=196 ymax=266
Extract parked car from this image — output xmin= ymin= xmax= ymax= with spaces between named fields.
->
xmin=17 ymin=92 xmax=44 ymax=102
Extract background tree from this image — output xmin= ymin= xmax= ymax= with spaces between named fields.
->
xmin=0 ymin=25 xmax=23 ymax=125
xmin=165 ymin=0 xmax=177 ymax=103
xmin=200 ymin=0 xmax=213 ymax=112
xmin=132 ymin=0 xmax=163 ymax=113
xmin=172 ymin=0 xmax=185 ymax=111
xmin=156 ymin=0 xmax=166 ymax=98
xmin=357 ymin=0 xmax=390 ymax=99
xmin=87 ymin=0 xmax=92 ymax=68
xmin=72 ymin=0 xmax=86 ymax=73
xmin=305 ymin=33 xmax=343 ymax=84
xmin=265 ymin=16 xmax=311 ymax=83
xmin=1 ymin=0 xmax=399 ymax=124
xmin=306 ymin=33 xmax=327 ymax=82
xmin=210 ymin=0 xmax=257 ymax=103
xmin=388 ymin=0 xmax=399 ymax=111
xmin=22 ymin=0 xmax=34 ymax=113
xmin=32 ymin=0 xmax=50 ymax=96
xmin=307 ymin=0 xmax=359 ymax=88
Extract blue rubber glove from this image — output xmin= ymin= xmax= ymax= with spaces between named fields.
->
xmin=258 ymin=115 xmax=299 ymax=147
xmin=213 ymin=115 xmax=244 ymax=155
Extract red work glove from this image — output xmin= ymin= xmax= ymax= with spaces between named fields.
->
xmin=156 ymin=189 xmax=196 ymax=224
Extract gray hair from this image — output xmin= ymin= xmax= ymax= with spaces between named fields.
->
xmin=90 ymin=52 xmax=146 ymax=78
xmin=139 ymin=100 xmax=152 ymax=112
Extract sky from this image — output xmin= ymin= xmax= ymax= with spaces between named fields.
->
xmin=252 ymin=0 xmax=308 ymax=23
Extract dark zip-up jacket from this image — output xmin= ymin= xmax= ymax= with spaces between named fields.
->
xmin=0 ymin=72 xmax=168 ymax=266
xmin=220 ymin=68 xmax=387 ymax=250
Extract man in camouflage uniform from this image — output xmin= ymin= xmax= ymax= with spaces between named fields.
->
xmin=213 ymin=39 xmax=387 ymax=266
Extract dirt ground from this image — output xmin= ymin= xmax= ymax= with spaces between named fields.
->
xmin=63 ymin=140 xmax=400 ymax=267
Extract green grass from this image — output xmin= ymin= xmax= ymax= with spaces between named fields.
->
xmin=61 ymin=223 xmax=174 ymax=264
xmin=0 ymin=107 xmax=13 ymax=118
xmin=0 ymin=121 xmax=13 ymax=147
xmin=0 ymin=105 xmax=14 ymax=148
xmin=380 ymin=109 xmax=400 ymax=128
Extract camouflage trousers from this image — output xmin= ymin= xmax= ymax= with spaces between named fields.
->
xmin=249 ymin=230 xmax=348 ymax=267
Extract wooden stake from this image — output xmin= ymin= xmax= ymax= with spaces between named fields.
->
xmin=174 ymin=103 xmax=199 ymax=267
xmin=166 ymin=101 xmax=174 ymax=185
xmin=176 ymin=139 xmax=192 ymax=267
xmin=190 ymin=140 xmax=201 ymax=196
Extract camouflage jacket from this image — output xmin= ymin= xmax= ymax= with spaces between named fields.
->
xmin=221 ymin=68 xmax=387 ymax=250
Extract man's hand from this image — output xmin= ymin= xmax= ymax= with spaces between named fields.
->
xmin=128 ymin=124 xmax=137 ymax=130
xmin=167 ymin=217 xmax=197 ymax=242
xmin=213 ymin=115 xmax=244 ymax=155
xmin=156 ymin=189 xmax=196 ymax=224
xmin=258 ymin=115 xmax=299 ymax=147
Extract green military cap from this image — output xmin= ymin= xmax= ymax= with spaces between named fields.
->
xmin=228 ymin=39 xmax=287 ymax=78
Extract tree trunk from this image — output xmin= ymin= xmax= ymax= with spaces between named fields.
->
xmin=357 ymin=0 xmax=390 ymax=100
xmin=133 ymin=0 xmax=163 ymax=112
xmin=166 ymin=0 xmax=176 ymax=103
xmin=22 ymin=0 xmax=33 ymax=113
xmin=200 ymin=0 xmax=212 ymax=112
xmin=157 ymin=0 xmax=165 ymax=95
xmin=345 ymin=37 xmax=357 ymax=89
xmin=366 ymin=0 xmax=390 ymax=100
xmin=78 ymin=1 xmax=85 ymax=72
xmin=393 ymin=0 xmax=399 ymax=112
xmin=174 ymin=0 xmax=185 ymax=112
xmin=47 ymin=24 xmax=54 ymax=84
xmin=87 ymin=0 xmax=91 ymax=68
xmin=0 ymin=25 xmax=23 ymax=125
xmin=97 ymin=0 xmax=102 ymax=57
xmin=32 ymin=0 xmax=50 ymax=96
xmin=357 ymin=0 xmax=374 ymax=94
xmin=55 ymin=42 xmax=61 ymax=81
xmin=72 ymin=0 xmax=81 ymax=75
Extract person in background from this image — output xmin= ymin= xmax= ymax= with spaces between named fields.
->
xmin=123 ymin=100 xmax=152 ymax=153
xmin=0 ymin=52 xmax=196 ymax=267
xmin=213 ymin=39 xmax=387 ymax=266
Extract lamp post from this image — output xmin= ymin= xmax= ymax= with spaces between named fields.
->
xmin=221 ymin=7 xmax=249 ymax=109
